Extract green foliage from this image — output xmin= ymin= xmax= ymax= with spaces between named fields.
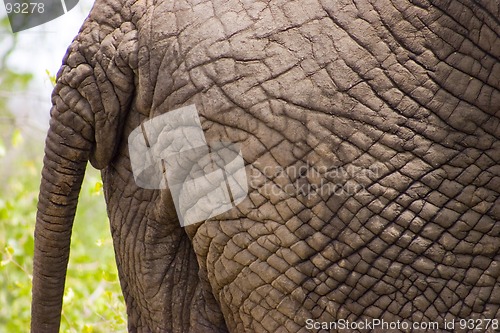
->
xmin=0 ymin=133 xmax=127 ymax=332
xmin=0 ymin=136 xmax=128 ymax=332
xmin=45 ymin=69 xmax=57 ymax=87
xmin=0 ymin=13 xmax=34 ymax=145
xmin=61 ymin=170 xmax=126 ymax=333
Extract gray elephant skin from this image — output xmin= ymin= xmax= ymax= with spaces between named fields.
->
xmin=31 ymin=0 xmax=500 ymax=332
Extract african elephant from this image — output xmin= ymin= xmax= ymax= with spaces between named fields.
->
xmin=32 ymin=0 xmax=500 ymax=332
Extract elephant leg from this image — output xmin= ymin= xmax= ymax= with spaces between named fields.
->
xmin=101 ymin=114 xmax=228 ymax=332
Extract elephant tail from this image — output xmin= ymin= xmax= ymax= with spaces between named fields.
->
xmin=31 ymin=110 xmax=91 ymax=332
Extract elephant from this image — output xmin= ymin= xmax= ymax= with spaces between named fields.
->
xmin=31 ymin=0 xmax=500 ymax=332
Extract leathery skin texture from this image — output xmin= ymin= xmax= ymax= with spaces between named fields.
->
xmin=31 ymin=0 xmax=499 ymax=332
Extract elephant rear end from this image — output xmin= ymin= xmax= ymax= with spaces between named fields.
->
xmin=33 ymin=0 xmax=500 ymax=332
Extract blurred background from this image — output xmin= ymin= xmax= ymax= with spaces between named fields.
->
xmin=0 ymin=1 xmax=126 ymax=331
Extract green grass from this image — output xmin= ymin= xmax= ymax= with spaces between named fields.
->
xmin=0 ymin=136 xmax=127 ymax=332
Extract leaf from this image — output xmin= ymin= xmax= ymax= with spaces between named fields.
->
xmin=45 ymin=69 xmax=56 ymax=87
xmin=91 ymin=180 xmax=103 ymax=196
xmin=63 ymin=287 xmax=75 ymax=303
xmin=1 ymin=70 xmax=33 ymax=90
xmin=6 ymin=245 xmax=14 ymax=255
xmin=105 ymin=291 xmax=113 ymax=300
xmin=102 ymin=271 xmax=117 ymax=282
xmin=83 ymin=323 xmax=95 ymax=333
xmin=11 ymin=129 xmax=23 ymax=147
xmin=0 ymin=16 xmax=11 ymax=29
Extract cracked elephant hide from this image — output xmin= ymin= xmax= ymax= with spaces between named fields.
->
xmin=31 ymin=0 xmax=500 ymax=332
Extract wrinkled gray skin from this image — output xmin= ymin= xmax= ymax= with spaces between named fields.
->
xmin=32 ymin=0 xmax=500 ymax=332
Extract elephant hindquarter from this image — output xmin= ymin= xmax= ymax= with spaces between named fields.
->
xmin=108 ymin=0 xmax=500 ymax=332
